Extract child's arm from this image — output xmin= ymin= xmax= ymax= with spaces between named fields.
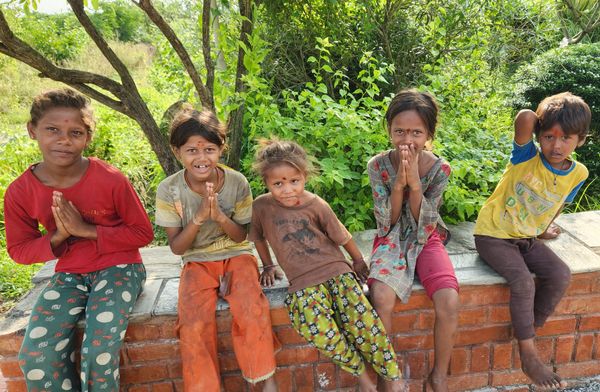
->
xmin=514 ymin=109 xmax=537 ymax=145
xmin=342 ymin=238 xmax=369 ymax=282
xmin=403 ymin=144 xmax=423 ymax=221
xmin=538 ymin=204 xmax=564 ymax=240
xmin=254 ymin=239 xmax=282 ymax=287
xmin=209 ymin=194 xmax=247 ymax=243
xmin=164 ymin=194 xmax=211 ymax=255
xmin=390 ymin=152 xmax=407 ymax=225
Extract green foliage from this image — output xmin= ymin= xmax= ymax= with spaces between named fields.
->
xmin=512 ymin=42 xmax=600 ymax=135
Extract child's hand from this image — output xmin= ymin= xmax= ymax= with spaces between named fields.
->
xmin=193 ymin=183 xmax=212 ymax=225
xmin=52 ymin=192 xmax=95 ymax=238
xmin=403 ymin=144 xmax=421 ymax=190
xmin=538 ymin=223 xmax=561 ymax=240
xmin=50 ymin=204 xmax=70 ymax=243
xmin=394 ymin=148 xmax=408 ymax=189
xmin=352 ymin=259 xmax=369 ymax=282
xmin=209 ymin=193 xmax=226 ymax=223
xmin=260 ymin=265 xmax=283 ymax=287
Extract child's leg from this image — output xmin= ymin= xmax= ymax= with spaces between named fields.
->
xmin=415 ymin=232 xmax=459 ymax=392
xmin=522 ymin=240 xmax=571 ymax=328
xmin=177 ymin=262 xmax=221 ymax=392
xmin=223 ymin=254 xmax=278 ymax=386
xmin=18 ymin=273 xmax=88 ymax=391
xmin=80 ymin=264 xmax=145 ymax=392
xmin=285 ymin=279 xmax=368 ymax=378
xmin=475 ymin=236 xmax=565 ymax=389
xmin=331 ymin=273 xmax=401 ymax=382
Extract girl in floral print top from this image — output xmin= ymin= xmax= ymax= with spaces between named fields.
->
xmin=367 ymin=89 xmax=459 ymax=392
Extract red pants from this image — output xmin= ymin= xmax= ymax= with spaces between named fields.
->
xmin=177 ymin=254 xmax=279 ymax=391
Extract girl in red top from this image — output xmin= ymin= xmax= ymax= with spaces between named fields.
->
xmin=4 ymin=88 xmax=153 ymax=392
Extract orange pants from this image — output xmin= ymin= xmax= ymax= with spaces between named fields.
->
xmin=177 ymin=254 xmax=278 ymax=392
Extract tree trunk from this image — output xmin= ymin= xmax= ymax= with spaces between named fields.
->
xmin=226 ymin=103 xmax=245 ymax=169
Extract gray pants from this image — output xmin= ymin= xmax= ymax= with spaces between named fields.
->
xmin=474 ymin=235 xmax=571 ymax=340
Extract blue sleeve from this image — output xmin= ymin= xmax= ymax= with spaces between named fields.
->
xmin=565 ymin=180 xmax=585 ymax=203
xmin=510 ymin=139 xmax=537 ymax=165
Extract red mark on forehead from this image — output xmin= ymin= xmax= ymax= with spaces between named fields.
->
xmin=551 ymin=129 xmax=564 ymax=138
xmin=282 ymin=177 xmax=287 ymax=180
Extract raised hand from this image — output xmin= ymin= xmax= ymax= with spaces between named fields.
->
xmin=394 ymin=147 xmax=408 ymax=189
xmin=209 ymin=190 xmax=226 ymax=223
xmin=403 ymin=143 xmax=421 ymax=190
xmin=50 ymin=203 xmax=70 ymax=244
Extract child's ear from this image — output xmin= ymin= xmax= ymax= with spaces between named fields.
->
xmin=171 ymin=146 xmax=182 ymax=160
xmin=26 ymin=122 xmax=36 ymax=139
xmin=577 ymin=135 xmax=587 ymax=147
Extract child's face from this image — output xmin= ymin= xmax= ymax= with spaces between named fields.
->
xmin=264 ymin=164 xmax=306 ymax=207
xmin=27 ymin=107 xmax=91 ymax=168
xmin=389 ymin=110 xmax=430 ymax=154
xmin=538 ymin=123 xmax=584 ymax=170
xmin=174 ymin=135 xmax=223 ymax=182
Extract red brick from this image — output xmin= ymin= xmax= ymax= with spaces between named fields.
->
xmin=0 ymin=358 xmax=23 ymax=378
xmin=460 ymin=286 xmax=509 ymax=306
xmin=223 ymin=374 xmax=247 ymax=392
xmin=276 ymin=346 xmax=319 ymax=366
xmin=471 ymin=345 xmax=491 ymax=373
xmin=447 ymin=373 xmax=489 ymax=391
xmin=151 ymin=382 xmax=175 ymax=392
xmin=6 ymin=379 xmax=27 ymax=392
xmin=338 ymin=366 xmax=358 ymax=388
xmin=394 ymin=292 xmax=432 ymax=311
xmin=315 ymin=363 xmax=337 ymax=390
xmin=167 ymin=360 xmax=182 ymax=379
xmin=493 ymin=342 xmax=513 ymax=370
xmin=274 ymin=367 xmax=292 ymax=392
xmin=406 ymin=351 xmax=427 ymax=379
xmin=120 ymin=364 xmax=169 ymax=384
xmin=557 ymin=361 xmax=600 ymax=378
xmin=127 ymin=341 xmax=179 ymax=362
xmin=217 ymin=333 xmax=233 ymax=352
xmin=219 ymin=352 xmax=240 ymax=372
xmin=392 ymin=312 xmax=419 ymax=332
xmin=125 ymin=324 xmax=160 ymax=342
xmin=491 ymin=369 xmax=530 ymax=386
xmin=173 ymin=379 xmax=183 ymax=392
xmin=293 ymin=365 xmax=314 ymax=391
xmin=450 ymin=348 xmax=469 ymax=375
xmin=128 ymin=385 xmax=151 ymax=392
xmin=566 ymin=273 xmax=596 ymax=295
xmin=458 ymin=307 xmax=487 ymax=326
xmin=394 ymin=333 xmax=434 ymax=351
xmin=456 ymin=325 xmax=511 ymax=346
xmin=0 ymin=333 xmax=24 ymax=356
xmin=274 ymin=327 xmax=305 ymax=345
xmin=555 ymin=335 xmax=575 ymax=363
xmin=536 ymin=317 xmax=577 ymax=336
xmin=408 ymin=379 xmax=424 ymax=392
xmin=216 ymin=313 xmax=232 ymax=331
xmin=535 ymin=337 xmax=554 ymax=363
xmin=488 ymin=306 xmax=511 ymax=323
xmin=270 ymin=307 xmax=291 ymax=326
xmin=414 ymin=311 xmax=433 ymax=330
xmin=158 ymin=320 xmax=177 ymax=339
xmin=580 ymin=314 xmax=600 ymax=331
xmin=574 ymin=334 xmax=594 ymax=361
xmin=556 ymin=295 xmax=600 ymax=315
xmin=596 ymin=334 xmax=600 ymax=360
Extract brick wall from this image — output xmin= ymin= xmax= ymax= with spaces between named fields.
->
xmin=2 ymin=271 xmax=599 ymax=392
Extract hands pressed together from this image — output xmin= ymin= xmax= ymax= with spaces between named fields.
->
xmin=394 ymin=144 xmax=421 ymax=190
xmin=193 ymin=182 xmax=226 ymax=226
xmin=51 ymin=191 xmax=96 ymax=244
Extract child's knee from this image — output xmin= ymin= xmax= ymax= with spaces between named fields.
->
xmin=369 ymin=288 xmax=395 ymax=314
xmin=509 ymin=275 xmax=536 ymax=296
xmin=433 ymin=289 xmax=459 ymax=321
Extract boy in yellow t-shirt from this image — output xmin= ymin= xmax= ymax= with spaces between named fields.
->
xmin=474 ymin=92 xmax=591 ymax=390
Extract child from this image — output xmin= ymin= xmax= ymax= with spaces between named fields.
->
xmin=155 ymin=109 xmax=278 ymax=391
xmin=4 ymin=88 xmax=153 ymax=391
xmin=474 ymin=92 xmax=591 ymax=390
xmin=367 ymin=89 xmax=459 ymax=392
xmin=250 ymin=139 xmax=404 ymax=392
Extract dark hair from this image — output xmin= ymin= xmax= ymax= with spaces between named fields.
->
xmin=253 ymin=139 xmax=316 ymax=179
xmin=385 ymin=89 xmax=439 ymax=139
xmin=29 ymin=88 xmax=95 ymax=132
xmin=535 ymin=92 xmax=591 ymax=140
xmin=169 ymin=109 xmax=227 ymax=149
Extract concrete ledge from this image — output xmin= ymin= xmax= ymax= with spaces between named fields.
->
xmin=2 ymin=211 xmax=600 ymax=391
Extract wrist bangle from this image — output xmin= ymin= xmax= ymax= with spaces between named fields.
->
xmin=263 ymin=264 xmax=277 ymax=270
xmin=192 ymin=216 xmax=204 ymax=226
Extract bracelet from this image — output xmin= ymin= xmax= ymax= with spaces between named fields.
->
xmin=263 ymin=264 xmax=277 ymax=270
xmin=192 ymin=216 xmax=204 ymax=226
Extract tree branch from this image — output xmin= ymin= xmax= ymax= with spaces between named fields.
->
xmin=202 ymin=0 xmax=215 ymax=103
xmin=67 ymin=0 xmax=137 ymax=90
xmin=133 ymin=0 xmax=214 ymax=111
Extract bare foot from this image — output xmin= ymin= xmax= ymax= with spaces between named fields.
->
xmin=358 ymin=370 xmax=377 ymax=392
xmin=427 ymin=371 xmax=449 ymax=392
xmin=386 ymin=379 xmax=408 ymax=392
xmin=519 ymin=340 xmax=567 ymax=390
xmin=261 ymin=376 xmax=277 ymax=392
